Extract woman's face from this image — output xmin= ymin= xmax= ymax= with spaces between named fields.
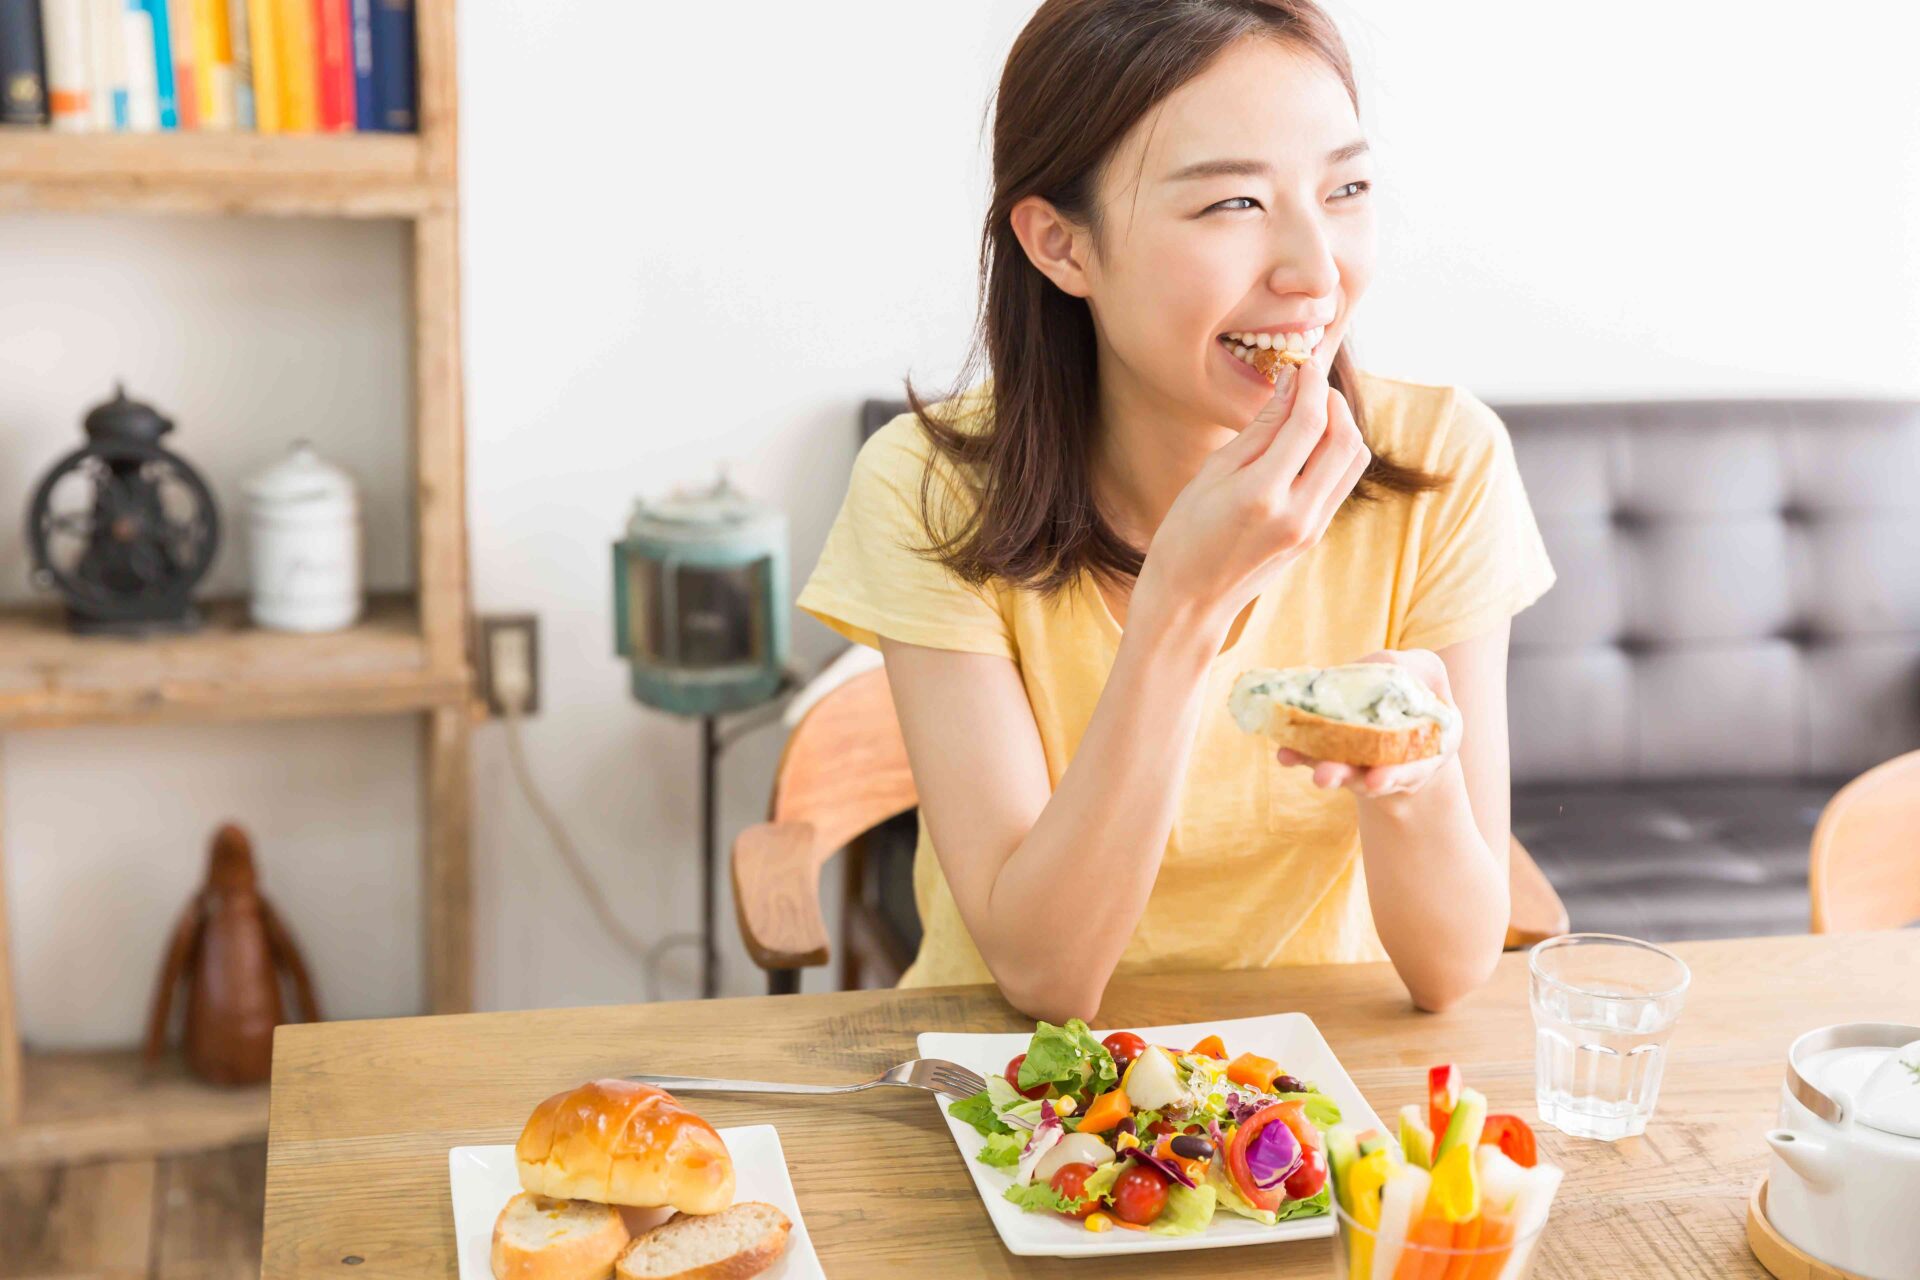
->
xmin=1082 ymin=37 xmax=1376 ymax=429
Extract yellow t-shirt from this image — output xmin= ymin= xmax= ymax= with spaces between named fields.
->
xmin=796 ymin=369 xmax=1556 ymax=988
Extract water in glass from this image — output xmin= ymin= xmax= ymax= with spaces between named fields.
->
xmin=1529 ymin=934 xmax=1689 ymax=1141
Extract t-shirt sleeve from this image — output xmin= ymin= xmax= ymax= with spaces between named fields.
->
xmin=796 ymin=419 xmax=1017 ymax=660
xmin=1395 ymin=388 xmax=1557 ymax=653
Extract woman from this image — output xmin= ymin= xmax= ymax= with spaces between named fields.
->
xmin=798 ymin=0 xmax=1554 ymax=1021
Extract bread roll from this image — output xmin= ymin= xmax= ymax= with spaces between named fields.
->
xmin=517 ymin=1079 xmax=735 ymax=1216
xmin=615 ymin=1202 xmax=792 ymax=1280
xmin=491 ymin=1192 xmax=630 ymax=1280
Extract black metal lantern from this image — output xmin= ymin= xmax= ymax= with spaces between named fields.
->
xmin=26 ymin=385 xmax=220 ymax=635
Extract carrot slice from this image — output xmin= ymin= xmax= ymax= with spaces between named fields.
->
xmin=1227 ymin=1052 xmax=1281 ymax=1091
xmin=1394 ymin=1213 xmax=1457 ymax=1280
xmin=1076 ymin=1086 xmax=1132 ymax=1134
xmin=1440 ymin=1214 xmax=1483 ymax=1280
xmin=1462 ymin=1211 xmax=1516 ymax=1280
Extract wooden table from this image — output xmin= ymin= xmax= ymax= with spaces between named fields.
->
xmin=262 ymin=931 xmax=1917 ymax=1278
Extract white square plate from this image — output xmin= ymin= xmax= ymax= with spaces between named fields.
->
xmin=919 ymin=1013 xmax=1384 ymax=1258
xmin=448 ymin=1125 xmax=823 ymax=1280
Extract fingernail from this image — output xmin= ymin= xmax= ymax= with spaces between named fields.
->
xmin=1274 ymin=365 xmax=1297 ymax=400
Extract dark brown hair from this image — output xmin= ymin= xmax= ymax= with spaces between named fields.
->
xmin=906 ymin=0 xmax=1446 ymax=596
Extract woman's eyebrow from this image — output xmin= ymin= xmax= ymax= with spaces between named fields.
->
xmin=1164 ymin=140 xmax=1371 ymax=182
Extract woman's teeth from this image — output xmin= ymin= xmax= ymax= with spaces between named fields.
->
xmin=1219 ymin=325 xmax=1324 ymax=367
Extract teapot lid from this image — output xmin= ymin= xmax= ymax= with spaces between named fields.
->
xmin=1789 ymin=1023 xmax=1920 ymax=1139
xmin=243 ymin=441 xmax=358 ymax=506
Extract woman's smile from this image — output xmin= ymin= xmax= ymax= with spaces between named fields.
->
xmin=1216 ymin=321 xmax=1330 ymax=384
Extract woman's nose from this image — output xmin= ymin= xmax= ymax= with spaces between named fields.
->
xmin=1263 ymin=212 xmax=1340 ymax=300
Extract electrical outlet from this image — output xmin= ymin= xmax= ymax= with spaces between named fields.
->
xmin=477 ymin=614 xmax=540 ymax=716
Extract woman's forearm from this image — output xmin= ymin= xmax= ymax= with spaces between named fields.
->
xmin=979 ymin=600 xmax=1228 ymax=1022
xmin=1357 ymin=757 xmax=1509 ymax=1011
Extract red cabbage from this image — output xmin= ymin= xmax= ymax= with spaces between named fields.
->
xmin=1244 ymin=1116 xmax=1301 ymax=1189
xmin=1120 ymin=1145 xmax=1198 ymax=1189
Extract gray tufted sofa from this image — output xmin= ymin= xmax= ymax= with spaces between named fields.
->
xmin=853 ymin=396 xmax=1920 ymax=946
xmin=1500 ymin=398 xmax=1920 ymax=941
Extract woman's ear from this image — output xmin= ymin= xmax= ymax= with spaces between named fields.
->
xmin=1009 ymin=195 xmax=1093 ymax=298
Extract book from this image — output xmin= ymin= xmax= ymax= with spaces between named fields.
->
xmin=270 ymin=0 xmax=313 ymax=130
xmin=43 ymin=0 xmax=93 ymax=129
xmin=367 ymin=0 xmax=409 ymax=131
xmin=312 ymin=0 xmax=349 ymax=131
xmin=121 ymin=0 xmax=157 ymax=128
xmin=165 ymin=0 xmax=193 ymax=125
xmin=191 ymin=0 xmax=234 ymax=127
xmin=244 ymin=0 xmax=274 ymax=128
xmin=0 ymin=0 xmax=50 ymax=125
xmin=88 ymin=0 xmax=127 ymax=128
xmin=225 ymin=0 xmax=249 ymax=126
xmin=135 ymin=0 xmax=176 ymax=127
xmin=347 ymin=0 xmax=369 ymax=127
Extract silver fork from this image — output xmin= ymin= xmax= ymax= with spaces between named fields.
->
xmin=626 ymin=1057 xmax=987 ymax=1101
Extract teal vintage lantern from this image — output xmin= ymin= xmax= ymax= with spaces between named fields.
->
xmin=612 ymin=476 xmax=790 ymax=716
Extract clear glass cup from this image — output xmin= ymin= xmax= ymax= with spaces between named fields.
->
xmin=1529 ymin=932 xmax=1690 ymax=1140
xmin=1331 ymin=1196 xmax=1548 ymax=1279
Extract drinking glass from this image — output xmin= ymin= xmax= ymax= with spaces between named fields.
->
xmin=1529 ymin=933 xmax=1690 ymax=1140
xmin=1331 ymin=1195 xmax=1548 ymax=1279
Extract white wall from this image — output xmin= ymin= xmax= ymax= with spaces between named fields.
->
xmin=4 ymin=0 xmax=1916 ymax=1046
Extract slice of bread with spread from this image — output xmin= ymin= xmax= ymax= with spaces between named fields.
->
xmin=1228 ymin=662 xmax=1459 ymax=767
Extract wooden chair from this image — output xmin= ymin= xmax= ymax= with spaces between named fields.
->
xmin=1809 ymin=749 xmax=1920 ymax=933
xmin=733 ymin=666 xmax=1570 ymax=993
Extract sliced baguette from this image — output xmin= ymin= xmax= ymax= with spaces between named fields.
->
xmin=1259 ymin=700 xmax=1443 ymax=767
xmin=614 ymin=1202 xmax=791 ymax=1280
xmin=492 ymin=1192 xmax=631 ymax=1280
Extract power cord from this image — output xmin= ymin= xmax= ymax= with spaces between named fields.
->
xmin=496 ymin=674 xmax=702 ymax=1002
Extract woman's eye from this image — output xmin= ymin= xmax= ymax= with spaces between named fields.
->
xmin=1331 ymin=180 xmax=1372 ymax=201
xmin=1205 ymin=196 xmax=1260 ymax=214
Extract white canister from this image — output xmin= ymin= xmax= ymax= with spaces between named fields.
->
xmin=243 ymin=442 xmax=363 ymax=632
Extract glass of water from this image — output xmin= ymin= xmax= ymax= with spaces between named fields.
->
xmin=1529 ymin=933 xmax=1690 ymax=1140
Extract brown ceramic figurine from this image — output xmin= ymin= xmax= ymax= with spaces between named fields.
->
xmin=143 ymin=823 xmax=322 ymax=1085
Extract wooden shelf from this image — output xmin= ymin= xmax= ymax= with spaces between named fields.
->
xmin=0 ymin=130 xmax=446 ymax=217
xmin=0 ymin=1048 xmax=267 ymax=1169
xmin=0 ymin=592 xmax=470 ymax=731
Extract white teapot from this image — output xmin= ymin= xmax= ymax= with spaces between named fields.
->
xmin=1764 ymin=1023 xmax=1920 ymax=1280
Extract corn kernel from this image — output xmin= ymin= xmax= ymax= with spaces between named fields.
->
xmin=1115 ymin=1132 xmax=1141 ymax=1151
xmin=1085 ymin=1212 xmax=1113 ymax=1233
xmin=1052 ymin=1095 xmax=1076 ymax=1117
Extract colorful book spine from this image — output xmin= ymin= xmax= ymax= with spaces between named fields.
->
xmin=244 ymin=0 xmax=275 ymax=128
xmin=165 ymin=0 xmax=194 ymax=125
xmin=0 ymin=0 xmax=50 ymax=125
xmin=190 ymin=0 xmax=233 ymax=127
xmin=225 ymin=0 xmax=250 ymax=125
xmin=134 ymin=0 xmax=176 ymax=127
xmin=312 ymin=0 xmax=349 ymax=130
xmin=121 ymin=0 xmax=157 ymax=128
xmin=367 ymin=0 xmax=409 ymax=131
xmin=270 ymin=0 xmax=314 ymax=130
xmin=43 ymin=0 xmax=94 ymax=129
xmin=89 ymin=0 xmax=127 ymax=128
xmin=347 ymin=0 xmax=370 ymax=128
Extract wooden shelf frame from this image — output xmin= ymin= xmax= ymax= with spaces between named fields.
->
xmin=0 ymin=0 xmax=473 ymax=1146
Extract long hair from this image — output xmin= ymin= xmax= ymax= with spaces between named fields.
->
xmin=908 ymin=0 xmax=1445 ymax=596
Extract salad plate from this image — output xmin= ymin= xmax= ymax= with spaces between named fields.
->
xmin=447 ymin=1124 xmax=824 ymax=1280
xmin=921 ymin=1013 xmax=1385 ymax=1257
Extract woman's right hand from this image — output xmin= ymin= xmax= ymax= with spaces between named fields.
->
xmin=1135 ymin=322 xmax=1370 ymax=636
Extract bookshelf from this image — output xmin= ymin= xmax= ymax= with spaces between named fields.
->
xmin=0 ymin=0 xmax=472 ymax=1162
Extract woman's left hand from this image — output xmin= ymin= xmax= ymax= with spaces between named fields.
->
xmin=1275 ymin=649 xmax=1463 ymax=799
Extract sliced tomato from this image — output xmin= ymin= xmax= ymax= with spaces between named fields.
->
xmin=1481 ymin=1113 xmax=1538 ymax=1168
xmin=1272 ymin=1099 xmax=1322 ymax=1151
xmin=1428 ymin=1063 xmax=1462 ymax=1142
xmin=1224 ymin=1102 xmax=1289 ymax=1212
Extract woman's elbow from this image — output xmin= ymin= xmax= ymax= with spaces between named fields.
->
xmin=1405 ymin=947 xmax=1502 ymax=1014
xmin=996 ymin=970 xmax=1106 ymax=1026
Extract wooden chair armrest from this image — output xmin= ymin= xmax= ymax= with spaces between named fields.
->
xmin=731 ymin=821 xmax=830 ymax=971
xmin=1505 ymin=834 xmax=1569 ymax=951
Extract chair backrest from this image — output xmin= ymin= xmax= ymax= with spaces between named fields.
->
xmin=1503 ymin=398 xmax=1920 ymax=785
xmin=1809 ymin=749 xmax=1920 ymax=932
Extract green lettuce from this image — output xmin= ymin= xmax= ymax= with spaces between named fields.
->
xmin=948 ymin=1090 xmax=1010 ymax=1137
xmin=1147 ymin=1180 xmax=1217 ymax=1236
xmin=1016 ymin=1019 xmax=1117 ymax=1096
xmin=1276 ymin=1183 xmax=1332 ymax=1221
xmin=1003 ymin=1181 xmax=1087 ymax=1215
xmin=977 ymin=1131 xmax=1025 ymax=1168
xmin=1207 ymin=1159 xmax=1332 ymax=1225
xmin=1274 ymin=1091 xmax=1342 ymax=1129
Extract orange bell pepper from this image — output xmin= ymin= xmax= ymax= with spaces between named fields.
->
xmin=1076 ymin=1086 xmax=1132 ymax=1134
xmin=1226 ymin=1051 xmax=1281 ymax=1091
xmin=1189 ymin=1034 xmax=1227 ymax=1060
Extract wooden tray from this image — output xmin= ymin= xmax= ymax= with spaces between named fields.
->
xmin=1748 ymin=1177 xmax=1868 ymax=1280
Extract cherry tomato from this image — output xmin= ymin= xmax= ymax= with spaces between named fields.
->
xmin=1047 ymin=1161 xmax=1100 ymax=1219
xmin=1101 ymin=1031 xmax=1146 ymax=1072
xmin=1004 ymin=1054 xmax=1049 ymax=1101
xmin=1183 ymin=1123 xmax=1207 ymax=1136
xmin=1283 ymin=1142 xmax=1327 ymax=1200
xmin=1109 ymin=1162 xmax=1171 ymax=1225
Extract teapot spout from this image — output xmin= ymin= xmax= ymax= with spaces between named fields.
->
xmin=1766 ymin=1129 xmax=1841 ymax=1191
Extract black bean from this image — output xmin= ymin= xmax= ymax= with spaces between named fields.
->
xmin=1272 ymin=1074 xmax=1306 ymax=1094
xmin=1170 ymin=1134 xmax=1214 ymax=1161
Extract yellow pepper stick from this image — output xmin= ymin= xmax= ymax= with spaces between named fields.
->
xmin=1426 ymin=1143 xmax=1480 ymax=1223
xmin=1348 ymin=1148 xmax=1393 ymax=1277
